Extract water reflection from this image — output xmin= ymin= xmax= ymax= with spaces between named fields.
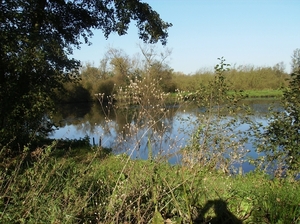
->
xmin=51 ymin=98 xmax=280 ymax=172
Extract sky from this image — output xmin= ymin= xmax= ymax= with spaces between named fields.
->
xmin=72 ymin=0 xmax=300 ymax=74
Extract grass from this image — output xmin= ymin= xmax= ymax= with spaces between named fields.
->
xmin=1 ymin=144 xmax=299 ymax=223
xmin=167 ymin=89 xmax=284 ymax=103
xmin=228 ymin=89 xmax=284 ymax=98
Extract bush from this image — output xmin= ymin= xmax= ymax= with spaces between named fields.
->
xmin=251 ymin=70 xmax=300 ymax=178
xmin=96 ymin=78 xmax=116 ymax=100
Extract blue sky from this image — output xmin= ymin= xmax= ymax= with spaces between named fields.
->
xmin=72 ymin=0 xmax=300 ymax=74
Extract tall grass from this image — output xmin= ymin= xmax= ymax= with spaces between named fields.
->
xmin=1 ymin=145 xmax=300 ymax=223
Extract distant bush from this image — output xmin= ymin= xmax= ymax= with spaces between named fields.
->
xmin=96 ymin=78 xmax=116 ymax=99
xmin=173 ymin=64 xmax=289 ymax=93
xmin=57 ymin=82 xmax=92 ymax=103
xmin=226 ymin=65 xmax=289 ymax=91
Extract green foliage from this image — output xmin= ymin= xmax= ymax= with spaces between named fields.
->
xmin=57 ymin=82 xmax=92 ymax=103
xmin=76 ymin=46 xmax=177 ymax=105
xmin=149 ymin=62 xmax=176 ymax=93
xmin=174 ymin=71 xmax=214 ymax=93
xmin=226 ymin=64 xmax=289 ymax=91
xmin=291 ymin=48 xmax=300 ymax=73
xmin=152 ymin=211 xmax=164 ymax=223
xmin=0 ymin=0 xmax=171 ymax=150
xmin=173 ymin=64 xmax=289 ymax=93
xmin=252 ymin=69 xmax=300 ymax=178
xmin=96 ymin=79 xmax=116 ymax=100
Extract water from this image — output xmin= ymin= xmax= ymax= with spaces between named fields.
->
xmin=51 ymin=98 xmax=280 ymax=173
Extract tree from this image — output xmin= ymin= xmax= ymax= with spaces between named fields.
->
xmin=291 ymin=48 xmax=300 ymax=73
xmin=0 ymin=0 xmax=172 ymax=150
xmin=253 ymin=49 xmax=300 ymax=178
xmin=107 ymin=48 xmax=132 ymax=86
xmin=148 ymin=61 xmax=176 ymax=92
xmin=138 ymin=44 xmax=175 ymax=92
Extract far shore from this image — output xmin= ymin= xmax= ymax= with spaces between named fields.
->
xmin=167 ymin=89 xmax=283 ymax=103
xmin=230 ymin=89 xmax=283 ymax=98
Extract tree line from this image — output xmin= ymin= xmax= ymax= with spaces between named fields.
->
xmin=59 ymin=47 xmax=290 ymax=103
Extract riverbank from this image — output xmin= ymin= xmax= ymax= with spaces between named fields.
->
xmin=231 ymin=89 xmax=284 ymax=98
xmin=167 ymin=89 xmax=283 ymax=103
xmin=1 ymin=145 xmax=299 ymax=223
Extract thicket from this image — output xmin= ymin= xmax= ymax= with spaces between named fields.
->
xmin=226 ymin=63 xmax=289 ymax=91
xmin=173 ymin=63 xmax=289 ymax=93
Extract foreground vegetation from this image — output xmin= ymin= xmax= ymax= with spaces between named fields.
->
xmin=1 ymin=144 xmax=300 ymax=224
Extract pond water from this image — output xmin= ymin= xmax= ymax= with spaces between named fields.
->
xmin=50 ymin=98 xmax=281 ymax=173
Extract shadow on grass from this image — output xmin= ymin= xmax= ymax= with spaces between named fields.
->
xmin=194 ymin=199 xmax=242 ymax=224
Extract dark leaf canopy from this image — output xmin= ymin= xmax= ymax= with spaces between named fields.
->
xmin=0 ymin=0 xmax=171 ymax=148
xmin=1 ymin=0 xmax=172 ymax=47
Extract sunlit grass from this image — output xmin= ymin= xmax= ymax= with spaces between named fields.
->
xmin=1 ymin=146 xmax=299 ymax=223
xmin=231 ymin=89 xmax=284 ymax=98
xmin=168 ymin=89 xmax=283 ymax=102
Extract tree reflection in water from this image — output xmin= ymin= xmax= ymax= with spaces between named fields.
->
xmin=51 ymin=99 xmax=279 ymax=172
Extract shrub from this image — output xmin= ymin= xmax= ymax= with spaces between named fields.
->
xmin=251 ymin=69 xmax=300 ymax=178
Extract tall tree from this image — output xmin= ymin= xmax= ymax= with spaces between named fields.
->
xmin=253 ymin=49 xmax=300 ymax=178
xmin=291 ymin=48 xmax=300 ymax=73
xmin=0 ymin=0 xmax=172 ymax=149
